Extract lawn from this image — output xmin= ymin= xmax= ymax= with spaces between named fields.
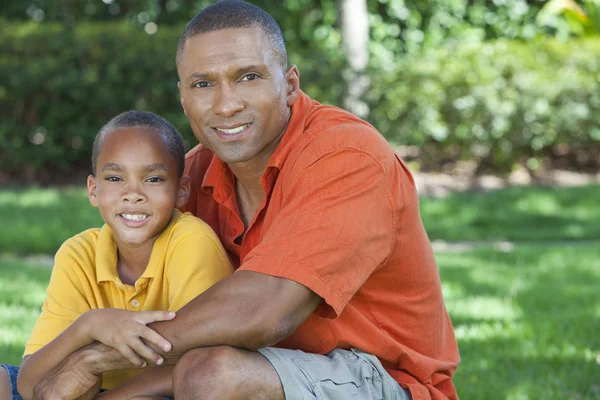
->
xmin=0 ymin=185 xmax=599 ymax=399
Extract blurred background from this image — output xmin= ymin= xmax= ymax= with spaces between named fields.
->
xmin=0 ymin=1 xmax=599 ymax=399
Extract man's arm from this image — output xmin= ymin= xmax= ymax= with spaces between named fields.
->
xmin=94 ymin=366 xmax=175 ymax=400
xmin=150 ymin=270 xmax=322 ymax=361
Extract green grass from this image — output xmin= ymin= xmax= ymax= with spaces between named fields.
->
xmin=421 ymin=185 xmax=600 ymax=242
xmin=0 ymin=257 xmax=51 ymax=365
xmin=0 ymin=187 xmax=103 ymax=254
xmin=1 ymin=184 xmax=599 ymax=399
xmin=1 ymin=185 xmax=599 ymax=254
xmin=440 ymin=244 xmax=600 ymax=399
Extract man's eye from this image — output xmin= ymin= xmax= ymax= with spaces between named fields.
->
xmin=146 ymin=177 xmax=164 ymax=183
xmin=241 ymin=74 xmax=259 ymax=81
xmin=106 ymin=176 xmax=121 ymax=182
xmin=192 ymin=81 xmax=209 ymax=88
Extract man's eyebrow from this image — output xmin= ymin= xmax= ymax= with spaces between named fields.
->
xmin=100 ymin=163 xmax=122 ymax=172
xmin=188 ymin=65 xmax=267 ymax=81
xmin=143 ymin=163 xmax=170 ymax=172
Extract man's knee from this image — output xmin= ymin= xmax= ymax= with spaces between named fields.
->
xmin=173 ymin=346 xmax=242 ymax=395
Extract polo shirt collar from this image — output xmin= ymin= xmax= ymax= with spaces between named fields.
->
xmin=95 ymin=210 xmax=181 ymax=283
xmin=200 ymin=90 xmax=314 ymax=194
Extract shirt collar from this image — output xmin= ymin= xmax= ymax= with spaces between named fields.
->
xmin=95 ymin=210 xmax=181 ymax=283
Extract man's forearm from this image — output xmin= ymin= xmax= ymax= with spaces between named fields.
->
xmin=95 ymin=366 xmax=175 ymax=400
xmin=149 ymin=271 xmax=322 ymax=362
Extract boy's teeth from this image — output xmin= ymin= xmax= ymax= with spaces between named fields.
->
xmin=215 ymin=124 xmax=248 ymax=134
xmin=121 ymin=214 xmax=148 ymax=221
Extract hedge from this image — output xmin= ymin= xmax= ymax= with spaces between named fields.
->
xmin=1 ymin=20 xmax=599 ymax=177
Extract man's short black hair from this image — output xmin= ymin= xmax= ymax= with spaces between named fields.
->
xmin=176 ymin=0 xmax=287 ymax=69
xmin=92 ymin=110 xmax=185 ymax=177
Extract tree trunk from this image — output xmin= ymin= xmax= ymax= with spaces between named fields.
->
xmin=338 ymin=0 xmax=370 ymax=118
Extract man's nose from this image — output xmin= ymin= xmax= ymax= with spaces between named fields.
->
xmin=213 ymin=84 xmax=245 ymax=117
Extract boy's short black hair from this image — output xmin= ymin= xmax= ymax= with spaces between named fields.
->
xmin=176 ymin=0 xmax=287 ymax=69
xmin=92 ymin=110 xmax=185 ymax=177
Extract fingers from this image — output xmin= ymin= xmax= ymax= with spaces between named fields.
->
xmin=116 ymin=344 xmax=146 ymax=368
xmin=138 ymin=326 xmax=172 ymax=353
xmin=128 ymin=338 xmax=164 ymax=366
xmin=136 ymin=310 xmax=176 ymax=324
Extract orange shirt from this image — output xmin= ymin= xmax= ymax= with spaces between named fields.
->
xmin=183 ymin=90 xmax=460 ymax=400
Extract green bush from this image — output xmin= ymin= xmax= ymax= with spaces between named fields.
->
xmin=1 ymin=20 xmax=599 ymax=176
xmin=369 ymin=38 xmax=600 ymax=170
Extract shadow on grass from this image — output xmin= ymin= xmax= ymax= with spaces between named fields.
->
xmin=421 ymin=185 xmax=600 ymax=242
xmin=438 ymin=244 xmax=600 ymax=399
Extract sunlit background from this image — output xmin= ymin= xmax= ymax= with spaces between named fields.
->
xmin=1 ymin=1 xmax=599 ymax=399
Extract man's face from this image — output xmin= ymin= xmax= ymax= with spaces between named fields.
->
xmin=177 ymin=26 xmax=299 ymax=166
xmin=87 ymin=128 xmax=189 ymax=248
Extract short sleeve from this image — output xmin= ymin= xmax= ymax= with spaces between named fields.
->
xmin=165 ymin=233 xmax=233 ymax=311
xmin=239 ymin=147 xmax=395 ymax=318
xmin=24 ymin=244 xmax=92 ymax=356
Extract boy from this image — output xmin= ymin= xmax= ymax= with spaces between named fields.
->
xmin=0 ymin=110 xmax=233 ymax=400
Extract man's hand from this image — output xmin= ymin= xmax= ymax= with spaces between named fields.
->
xmin=82 ymin=309 xmax=175 ymax=367
xmin=31 ymin=342 xmax=141 ymax=400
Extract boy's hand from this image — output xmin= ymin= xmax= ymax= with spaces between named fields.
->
xmin=82 ymin=309 xmax=175 ymax=367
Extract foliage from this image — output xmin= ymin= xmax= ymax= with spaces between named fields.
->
xmin=0 ymin=20 xmax=346 ymax=178
xmin=370 ymin=38 xmax=600 ymax=171
xmin=537 ymin=0 xmax=600 ymax=36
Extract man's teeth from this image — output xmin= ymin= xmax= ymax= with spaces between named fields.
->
xmin=215 ymin=124 xmax=249 ymax=134
xmin=121 ymin=214 xmax=148 ymax=221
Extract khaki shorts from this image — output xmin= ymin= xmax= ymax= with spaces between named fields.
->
xmin=258 ymin=347 xmax=412 ymax=400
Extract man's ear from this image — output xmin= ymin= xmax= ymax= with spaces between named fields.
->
xmin=178 ymin=81 xmax=188 ymax=117
xmin=87 ymin=175 xmax=99 ymax=207
xmin=285 ymin=65 xmax=300 ymax=107
xmin=176 ymin=175 xmax=191 ymax=209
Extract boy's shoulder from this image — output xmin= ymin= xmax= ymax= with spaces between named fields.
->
xmin=59 ymin=227 xmax=102 ymax=253
xmin=167 ymin=212 xmax=220 ymax=245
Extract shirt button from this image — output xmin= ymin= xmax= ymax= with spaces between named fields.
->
xmin=131 ymin=299 xmax=140 ymax=307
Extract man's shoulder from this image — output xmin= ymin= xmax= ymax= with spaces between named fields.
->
xmin=299 ymin=103 xmax=397 ymax=165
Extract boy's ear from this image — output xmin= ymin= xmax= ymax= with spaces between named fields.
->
xmin=178 ymin=81 xmax=188 ymax=117
xmin=87 ymin=175 xmax=99 ymax=207
xmin=176 ymin=175 xmax=191 ymax=209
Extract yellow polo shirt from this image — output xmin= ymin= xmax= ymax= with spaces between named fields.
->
xmin=24 ymin=210 xmax=232 ymax=389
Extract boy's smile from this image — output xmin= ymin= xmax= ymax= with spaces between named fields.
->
xmin=87 ymin=127 xmax=189 ymax=250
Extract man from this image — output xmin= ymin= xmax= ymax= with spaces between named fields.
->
xmin=32 ymin=1 xmax=459 ymax=399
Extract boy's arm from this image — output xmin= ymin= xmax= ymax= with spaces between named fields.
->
xmin=18 ymin=314 xmax=94 ymax=400
xmin=17 ymin=244 xmax=95 ymax=400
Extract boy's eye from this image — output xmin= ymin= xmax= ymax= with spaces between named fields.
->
xmin=146 ymin=177 xmax=164 ymax=183
xmin=192 ymin=81 xmax=209 ymax=88
xmin=105 ymin=176 xmax=122 ymax=182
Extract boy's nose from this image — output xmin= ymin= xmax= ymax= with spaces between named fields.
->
xmin=121 ymin=185 xmax=146 ymax=203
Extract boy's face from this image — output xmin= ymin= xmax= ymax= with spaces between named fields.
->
xmin=87 ymin=127 xmax=190 ymax=248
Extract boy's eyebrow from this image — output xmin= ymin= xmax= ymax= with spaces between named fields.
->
xmin=143 ymin=163 xmax=170 ymax=172
xmin=100 ymin=163 xmax=122 ymax=172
